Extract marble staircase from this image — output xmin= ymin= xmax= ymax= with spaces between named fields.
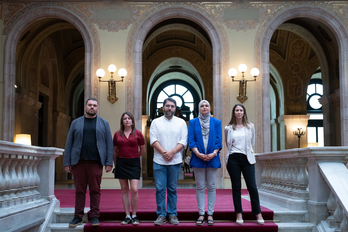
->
xmin=48 ymin=205 xmax=315 ymax=232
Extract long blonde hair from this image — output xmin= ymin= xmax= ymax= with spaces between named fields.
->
xmin=228 ymin=104 xmax=250 ymax=130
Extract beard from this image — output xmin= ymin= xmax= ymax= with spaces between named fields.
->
xmin=86 ymin=110 xmax=96 ymax=116
xmin=164 ymin=110 xmax=174 ymax=117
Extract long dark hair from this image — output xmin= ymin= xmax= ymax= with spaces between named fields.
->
xmin=228 ymin=104 xmax=250 ymax=129
xmin=119 ymin=112 xmax=136 ymax=137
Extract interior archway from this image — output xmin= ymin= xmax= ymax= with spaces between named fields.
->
xmin=2 ymin=6 xmax=95 ymax=142
xmin=259 ymin=6 xmax=348 ymax=151
xmin=130 ymin=7 xmax=225 ymax=187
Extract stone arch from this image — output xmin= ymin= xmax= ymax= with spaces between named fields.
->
xmin=257 ymin=6 xmax=348 ymax=151
xmin=2 ymin=6 xmax=97 ymax=141
xmin=128 ymin=6 xmax=223 ymax=125
xmin=127 ymin=6 xmax=225 ymax=187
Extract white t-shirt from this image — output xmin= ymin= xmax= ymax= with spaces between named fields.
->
xmin=150 ymin=115 xmax=188 ymax=165
xmin=229 ymin=127 xmax=246 ymax=155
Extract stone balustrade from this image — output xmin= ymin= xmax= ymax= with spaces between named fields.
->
xmin=256 ymin=147 xmax=348 ymax=228
xmin=259 ymin=156 xmax=309 ymax=200
xmin=318 ymin=162 xmax=348 ymax=232
xmin=0 ymin=140 xmax=63 ymax=231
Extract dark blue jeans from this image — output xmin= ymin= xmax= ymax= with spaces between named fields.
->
xmin=153 ymin=162 xmax=181 ymax=217
xmin=227 ymin=153 xmax=261 ymax=215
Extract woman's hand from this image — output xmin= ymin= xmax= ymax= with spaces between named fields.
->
xmin=204 ymin=153 xmax=215 ymax=161
xmin=196 ymin=152 xmax=206 ymax=160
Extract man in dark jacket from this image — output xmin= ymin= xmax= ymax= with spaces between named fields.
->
xmin=63 ymin=98 xmax=113 ymax=228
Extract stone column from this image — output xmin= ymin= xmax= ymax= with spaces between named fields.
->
xmin=320 ymin=90 xmax=340 ymax=146
xmin=278 ymin=115 xmax=310 ymax=149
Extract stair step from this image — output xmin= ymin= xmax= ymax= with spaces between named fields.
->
xmin=277 ymin=222 xmax=315 ymax=232
xmin=83 ymin=221 xmax=278 ymax=232
xmin=274 ymin=210 xmax=308 ymax=222
xmin=49 ymin=223 xmax=84 ymax=232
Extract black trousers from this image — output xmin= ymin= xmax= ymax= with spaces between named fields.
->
xmin=226 ymin=153 xmax=261 ymax=215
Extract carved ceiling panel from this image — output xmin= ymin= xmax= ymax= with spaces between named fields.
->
xmin=270 ymin=30 xmax=319 ymax=115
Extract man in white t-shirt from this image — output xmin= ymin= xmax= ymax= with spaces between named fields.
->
xmin=150 ymin=97 xmax=188 ymax=226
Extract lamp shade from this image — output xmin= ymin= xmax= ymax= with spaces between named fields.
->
xmin=250 ymin=68 xmax=260 ymax=77
xmin=96 ymin=68 xmax=105 ymax=78
xmin=118 ymin=68 xmax=127 ymax=77
xmin=228 ymin=68 xmax=238 ymax=77
xmin=238 ymin=64 xmax=247 ymax=73
xmin=14 ymin=134 xmax=31 ymax=145
xmin=108 ymin=64 xmax=117 ymax=73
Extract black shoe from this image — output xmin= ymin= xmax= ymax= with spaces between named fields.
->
xmin=121 ymin=216 xmax=132 ymax=225
xmin=132 ymin=216 xmax=139 ymax=225
xmin=91 ymin=217 xmax=100 ymax=227
xmin=69 ymin=215 xmax=82 ymax=228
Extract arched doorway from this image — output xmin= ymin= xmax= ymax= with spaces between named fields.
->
xmin=141 ymin=18 xmax=211 ymax=183
xmin=2 ymin=6 xmax=98 ymax=184
xmin=259 ymin=6 xmax=348 ymax=150
xmin=129 ymin=7 xmax=225 ymax=187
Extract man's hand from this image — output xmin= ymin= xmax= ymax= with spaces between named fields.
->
xmin=164 ymin=150 xmax=175 ymax=162
xmin=162 ymin=150 xmax=174 ymax=162
xmin=105 ymin=165 xmax=113 ymax=173
xmin=64 ymin=166 xmax=71 ymax=173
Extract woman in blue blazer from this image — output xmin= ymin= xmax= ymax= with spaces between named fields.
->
xmin=188 ymin=100 xmax=222 ymax=226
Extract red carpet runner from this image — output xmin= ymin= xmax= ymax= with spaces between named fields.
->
xmin=55 ymin=189 xmax=278 ymax=231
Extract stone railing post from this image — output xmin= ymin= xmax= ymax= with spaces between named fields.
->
xmin=37 ymin=148 xmax=62 ymax=199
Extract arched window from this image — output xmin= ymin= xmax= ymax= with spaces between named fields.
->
xmin=151 ymin=80 xmax=200 ymax=121
xmin=307 ymin=78 xmax=323 ymax=146
xmin=156 ymin=84 xmax=195 ymax=120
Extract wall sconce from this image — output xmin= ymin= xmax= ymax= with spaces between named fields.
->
xmin=228 ymin=64 xmax=259 ymax=103
xmin=96 ymin=64 xmax=127 ymax=104
xmin=293 ymin=127 xmax=305 ymax=148
xmin=14 ymin=134 xmax=32 ymax=145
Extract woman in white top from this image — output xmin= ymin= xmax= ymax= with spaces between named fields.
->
xmin=225 ymin=104 xmax=264 ymax=225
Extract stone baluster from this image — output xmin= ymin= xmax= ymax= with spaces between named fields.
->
xmin=8 ymin=155 xmax=20 ymax=205
xmin=296 ymin=157 xmax=309 ymax=199
xmin=260 ymin=160 xmax=267 ymax=190
xmin=340 ymin=216 xmax=348 ymax=232
xmin=2 ymin=155 xmax=12 ymax=207
xmin=279 ymin=161 xmax=287 ymax=194
xmin=288 ymin=158 xmax=296 ymax=196
xmin=33 ymin=157 xmax=41 ymax=199
xmin=284 ymin=158 xmax=293 ymax=195
xmin=270 ymin=160 xmax=277 ymax=192
xmin=274 ymin=161 xmax=282 ymax=193
xmin=334 ymin=204 xmax=344 ymax=229
xmin=27 ymin=156 xmax=35 ymax=201
xmin=278 ymin=161 xmax=285 ymax=193
xmin=267 ymin=160 xmax=274 ymax=190
xmin=263 ymin=160 xmax=271 ymax=190
xmin=21 ymin=156 xmax=30 ymax=203
xmin=326 ymin=192 xmax=338 ymax=228
xmin=16 ymin=155 xmax=25 ymax=203
xmin=0 ymin=154 xmax=6 ymax=207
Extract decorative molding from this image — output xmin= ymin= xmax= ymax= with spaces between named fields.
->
xmin=224 ymin=20 xmax=259 ymax=31
xmin=96 ymin=20 xmax=131 ymax=32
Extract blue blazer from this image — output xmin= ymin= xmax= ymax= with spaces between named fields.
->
xmin=188 ymin=117 xmax=222 ymax=168
xmin=63 ymin=115 xmax=114 ymax=167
